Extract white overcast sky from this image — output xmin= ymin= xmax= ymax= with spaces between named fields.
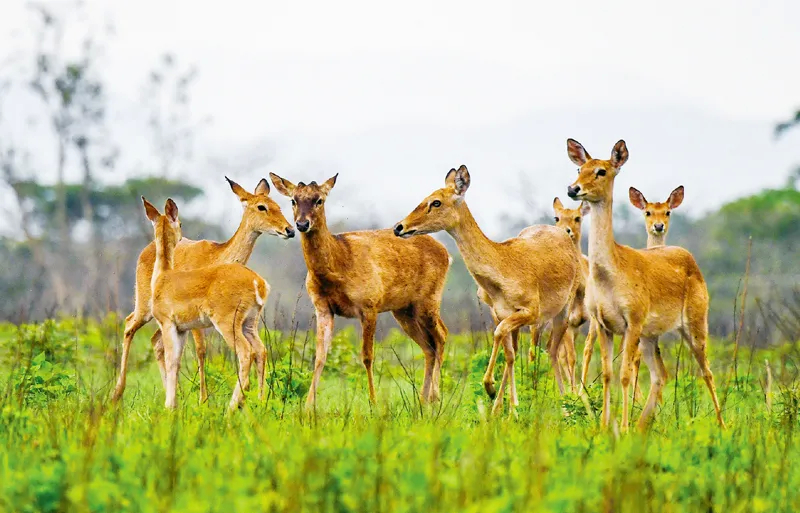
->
xmin=2 ymin=0 xmax=800 ymax=236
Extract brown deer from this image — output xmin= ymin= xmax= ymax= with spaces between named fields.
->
xmin=143 ymin=198 xmax=269 ymax=410
xmin=394 ymin=166 xmax=580 ymax=414
xmin=566 ymin=139 xmax=724 ymax=430
xmin=113 ymin=177 xmax=293 ymax=404
xmin=629 ymin=185 xmax=684 ymax=248
xmin=529 ymin=198 xmax=595 ymax=394
xmin=269 ymin=172 xmax=451 ymax=406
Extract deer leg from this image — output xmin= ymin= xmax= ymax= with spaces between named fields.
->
xmin=682 ymin=324 xmax=725 ymax=429
xmin=482 ymin=307 xmax=502 ymax=400
xmin=243 ymin=315 xmax=266 ymax=402
xmin=547 ymin=306 xmax=571 ymax=396
xmin=191 ymin=329 xmax=208 ymax=404
xmin=619 ymin=324 xmax=643 ymax=432
xmin=491 ymin=309 xmax=536 ymax=416
xmin=360 ymin=311 xmax=378 ymax=404
xmin=306 ymin=309 xmax=334 ymax=408
xmin=580 ymin=318 xmax=597 ymax=390
xmin=529 ymin=325 xmax=543 ymax=364
xmin=393 ymin=309 xmax=436 ymax=403
xmin=631 ymin=340 xmax=644 ymax=404
xmin=161 ymin=322 xmax=187 ymax=410
xmin=560 ymin=327 xmax=578 ymax=394
xmin=112 ymin=310 xmax=151 ymax=401
xmin=150 ymin=330 xmax=167 ymax=389
xmin=422 ymin=311 xmax=448 ymax=402
xmin=596 ymin=326 xmax=614 ymax=428
xmin=637 ymin=336 xmax=665 ymax=430
xmin=226 ymin=328 xmax=253 ymax=411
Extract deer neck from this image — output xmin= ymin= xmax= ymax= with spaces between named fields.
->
xmin=299 ymin=213 xmax=342 ymax=278
xmin=152 ymin=226 xmax=176 ymax=291
xmin=647 ymin=232 xmax=666 ymax=248
xmin=447 ymin=202 xmax=500 ymax=277
xmin=587 ymin=199 xmax=619 ymax=270
xmin=573 ymin=231 xmax=582 ymax=253
xmin=219 ymin=217 xmax=261 ymax=264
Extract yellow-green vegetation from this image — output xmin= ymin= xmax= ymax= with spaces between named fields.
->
xmin=1 ymin=318 xmax=799 ymax=512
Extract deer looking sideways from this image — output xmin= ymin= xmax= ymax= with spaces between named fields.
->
xmin=143 ymin=198 xmax=269 ymax=410
xmin=112 ymin=178 xmax=294 ymax=403
xmin=566 ymin=139 xmax=724 ymax=431
xmin=269 ymin=172 xmax=451 ymax=407
xmin=393 ymin=166 xmax=581 ymax=414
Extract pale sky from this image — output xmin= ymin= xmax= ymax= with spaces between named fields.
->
xmin=2 ymin=0 xmax=799 ymax=236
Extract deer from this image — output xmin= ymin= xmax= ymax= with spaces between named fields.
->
xmin=112 ymin=177 xmax=294 ymax=404
xmin=525 ymin=198 xmax=595 ymax=394
xmin=629 ymin=185 xmax=684 ymax=248
xmin=566 ymin=139 xmax=724 ymax=431
xmin=269 ymin=172 xmax=451 ymax=407
xmin=393 ymin=166 xmax=581 ymax=414
xmin=143 ymin=197 xmax=269 ymax=410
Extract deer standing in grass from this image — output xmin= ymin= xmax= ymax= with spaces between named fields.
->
xmin=143 ymin=198 xmax=270 ymax=410
xmin=269 ymin=172 xmax=451 ymax=407
xmin=566 ymin=139 xmax=724 ymax=430
xmin=113 ymin=178 xmax=294 ymax=403
xmin=393 ymin=166 xmax=580 ymax=413
xmin=527 ymin=198 xmax=594 ymax=394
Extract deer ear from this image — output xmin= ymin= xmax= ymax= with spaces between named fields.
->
xmin=567 ymin=139 xmax=591 ymax=166
xmin=553 ymin=197 xmax=564 ymax=212
xmin=610 ymin=140 xmax=629 ymax=169
xmin=628 ymin=187 xmax=647 ymax=210
xmin=320 ymin=173 xmax=338 ymax=194
xmin=668 ymin=185 xmax=684 ymax=209
xmin=452 ymin=165 xmax=471 ymax=196
xmin=142 ymin=196 xmax=161 ymax=226
xmin=164 ymin=198 xmax=179 ymax=226
xmin=580 ymin=201 xmax=591 ymax=217
xmin=269 ymin=172 xmax=296 ymax=197
xmin=226 ymin=176 xmax=250 ymax=202
xmin=254 ymin=178 xmax=270 ymax=196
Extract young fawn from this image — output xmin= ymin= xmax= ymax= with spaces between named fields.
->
xmin=143 ymin=197 xmax=270 ymax=410
xmin=269 ymin=173 xmax=451 ymax=407
xmin=566 ymin=139 xmax=724 ymax=430
xmin=113 ymin=178 xmax=293 ymax=404
xmin=394 ymin=166 xmax=580 ymax=414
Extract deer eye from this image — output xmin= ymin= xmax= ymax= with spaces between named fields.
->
xmin=575 ymin=217 xmax=581 ymax=222
xmin=645 ymin=211 xmax=651 ymax=216
xmin=258 ymin=205 xmax=267 ymax=212
xmin=291 ymin=199 xmax=296 ymax=206
xmin=431 ymin=200 xmax=442 ymax=208
xmin=666 ymin=211 xmax=671 ymax=216
xmin=554 ymin=216 xmax=559 ymax=222
xmin=596 ymin=169 xmax=606 ymax=177
xmin=316 ymin=198 xmax=323 ymax=206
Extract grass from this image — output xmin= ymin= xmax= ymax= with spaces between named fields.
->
xmin=1 ymin=316 xmax=800 ymax=512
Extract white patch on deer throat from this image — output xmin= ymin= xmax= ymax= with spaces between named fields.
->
xmin=254 ymin=279 xmax=265 ymax=306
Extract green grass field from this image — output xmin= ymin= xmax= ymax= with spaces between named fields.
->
xmin=1 ymin=317 xmax=799 ymax=512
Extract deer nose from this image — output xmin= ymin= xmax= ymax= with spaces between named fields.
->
xmin=285 ymin=227 xmax=295 ymax=238
xmin=654 ymin=223 xmax=665 ymax=232
xmin=296 ymin=219 xmax=310 ymax=232
xmin=567 ymin=185 xmax=581 ymax=198
xmin=393 ymin=224 xmax=404 ymax=236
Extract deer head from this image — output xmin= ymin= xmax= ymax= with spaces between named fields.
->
xmin=393 ymin=165 xmax=471 ymax=238
xmin=269 ymin=172 xmax=338 ymax=234
xmin=142 ymin=196 xmax=182 ymax=250
xmin=552 ymin=197 xmax=590 ymax=244
xmin=566 ymin=139 xmax=629 ymax=203
xmin=628 ymin=185 xmax=684 ymax=238
xmin=225 ymin=177 xmax=295 ymax=239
